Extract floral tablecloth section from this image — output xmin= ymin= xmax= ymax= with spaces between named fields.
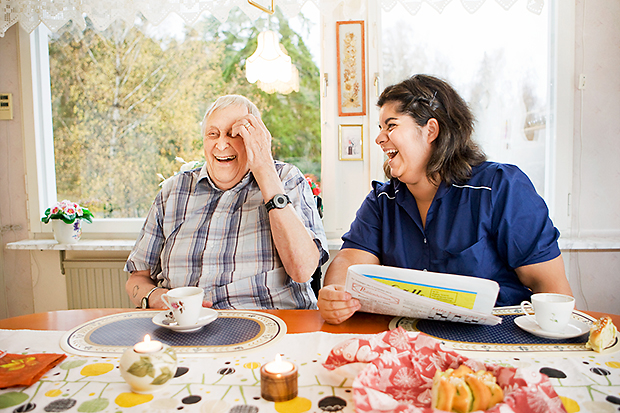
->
xmin=1 ymin=329 xmax=620 ymax=412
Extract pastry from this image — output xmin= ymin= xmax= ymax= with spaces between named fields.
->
xmin=586 ymin=316 xmax=617 ymax=352
xmin=431 ymin=366 xmax=504 ymax=413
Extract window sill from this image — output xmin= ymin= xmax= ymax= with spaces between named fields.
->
xmin=5 ymin=239 xmax=136 ymax=251
xmin=8 ymin=237 xmax=618 ymax=253
xmin=5 ymin=238 xmax=345 ymax=252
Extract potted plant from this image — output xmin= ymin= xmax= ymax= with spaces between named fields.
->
xmin=304 ymin=174 xmax=323 ymax=218
xmin=41 ymin=200 xmax=94 ymax=244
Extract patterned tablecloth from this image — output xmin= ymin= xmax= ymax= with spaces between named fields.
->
xmin=1 ymin=327 xmax=620 ymax=412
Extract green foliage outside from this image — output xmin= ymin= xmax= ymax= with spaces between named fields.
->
xmin=49 ymin=8 xmax=321 ymax=218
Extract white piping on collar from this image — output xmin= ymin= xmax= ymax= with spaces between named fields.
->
xmin=452 ymin=184 xmax=492 ymax=191
xmin=378 ymin=189 xmax=399 ymax=199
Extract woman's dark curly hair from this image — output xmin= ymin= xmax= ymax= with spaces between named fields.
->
xmin=377 ymin=74 xmax=486 ymax=185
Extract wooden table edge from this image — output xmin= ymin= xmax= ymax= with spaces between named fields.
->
xmin=0 ymin=309 xmax=617 ymax=335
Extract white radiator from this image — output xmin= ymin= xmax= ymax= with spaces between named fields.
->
xmin=64 ymin=261 xmax=134 ymax=309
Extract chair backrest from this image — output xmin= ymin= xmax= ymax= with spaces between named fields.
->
xmin=310 ymin=267 xmax=322 ymax=298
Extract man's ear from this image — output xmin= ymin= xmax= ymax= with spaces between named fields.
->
xmin=426 ymin=118 xmax=439 ymax=143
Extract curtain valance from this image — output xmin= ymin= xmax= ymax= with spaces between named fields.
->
xmin=0 ymin=0 xmax=544 ymax=37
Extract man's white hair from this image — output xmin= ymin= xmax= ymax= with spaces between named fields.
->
xmin=201 ymin=95 xmax=261 ymax=136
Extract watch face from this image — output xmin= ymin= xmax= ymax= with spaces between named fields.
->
xmin=274 ymin=194 xmax=288 ymax=208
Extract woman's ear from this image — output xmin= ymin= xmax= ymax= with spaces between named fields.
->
xmin=426 ymin=118 xmax=439 ymax=143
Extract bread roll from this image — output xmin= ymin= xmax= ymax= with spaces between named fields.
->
xmin=586 ymin=316 xmax=617 ymax=352
xmin=431 ymin=366 xmax=503 ymax=413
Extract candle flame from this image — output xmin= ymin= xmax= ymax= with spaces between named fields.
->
xmin=144 ymin=334 xmax=151 ymax=343
xmin=274 ymin=353 xmax=282 ymax=363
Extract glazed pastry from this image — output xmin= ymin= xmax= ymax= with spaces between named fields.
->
xmin=431 ymin=366 xmax=504 ymax=413
xmin=586 ymin=316 xmax=617 ymax=352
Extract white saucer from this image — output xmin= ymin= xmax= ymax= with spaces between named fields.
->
xmin=514 ymin=315 xmax=590 ymax=339
xmin=152 ymin=308 xmax=218 ymax=333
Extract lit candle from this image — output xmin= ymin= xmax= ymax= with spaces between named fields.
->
xmin=260 ymin=354 xmax=298 ymax=402
xmin=133 ymin=334 xmax=163 ymax=353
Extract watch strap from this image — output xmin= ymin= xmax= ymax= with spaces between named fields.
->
xmin=141 ymin=286 xmax=160 ymax=309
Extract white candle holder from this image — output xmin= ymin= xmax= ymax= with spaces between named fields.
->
xmin=119 ymin=339 xmax=177 ymax=394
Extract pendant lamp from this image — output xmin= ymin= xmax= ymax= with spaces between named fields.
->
xmin=246 ymin=30 xmax=298 ymax=94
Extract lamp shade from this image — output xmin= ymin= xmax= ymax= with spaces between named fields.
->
xmin=257 ymin=64 xmax=300 ymax=94
xmin=246 ymin=30 xmax=293 ymax=84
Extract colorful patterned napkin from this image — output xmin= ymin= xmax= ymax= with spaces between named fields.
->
xmin=323 ymin=327 xmax=566 ymax=413
xmin=0 ymin=352 xmax=67 ymax=387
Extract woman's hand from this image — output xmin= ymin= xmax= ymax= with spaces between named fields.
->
xmin=318 ymin=285 xmax=361 ymax=324
xmin=318 ymin=248 xmax=379 ymax=324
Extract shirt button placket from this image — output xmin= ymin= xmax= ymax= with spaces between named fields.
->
xmin=423 ymin=235 xmax=429 ymax=271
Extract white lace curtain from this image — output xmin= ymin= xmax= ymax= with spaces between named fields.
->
xmin=0 ymin=0 xmax=544 ymax=37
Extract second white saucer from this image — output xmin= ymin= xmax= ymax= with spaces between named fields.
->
xmin=152 ymin=308 xmax=218 ymax=333
xmin=514 ymin=315 xmax=590 ymax=339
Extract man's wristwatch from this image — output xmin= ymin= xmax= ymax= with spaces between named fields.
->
xmin=141 ymin=286 xmax=161 ymax=309
xmin=265 ymin=194 xmax=291 ymax=212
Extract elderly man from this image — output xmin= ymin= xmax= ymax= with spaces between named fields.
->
xmin=125 ymin=95 xmax=328 ymax=310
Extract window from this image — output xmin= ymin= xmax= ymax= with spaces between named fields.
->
xmin=28 ymin=5 xmax=320 ymax=232
xmin=22 ymin=0 xmax=574 ymax=237
xmin=381 ymin=2 xmax=550 ymax=195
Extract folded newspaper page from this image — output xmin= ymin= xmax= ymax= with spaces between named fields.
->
xmin=345 ymin=264 xmax=502 ymax=325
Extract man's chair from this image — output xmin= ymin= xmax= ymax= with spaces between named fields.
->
xmin=311 ymin=194 xmax=324 ymax=298
xmin=311 ymin=267 xmax=322 ymax=298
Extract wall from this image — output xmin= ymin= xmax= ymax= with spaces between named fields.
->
xmin=0 ymin=25 xmax=35 ymax=318
xmin=565 ymin=0 xmax=620 ymax=314
xmin=0 ymin=0 xmax=619 ymax=317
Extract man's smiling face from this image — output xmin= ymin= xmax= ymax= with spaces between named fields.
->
xmin=203 ymin=104 xmax=250 ymax=190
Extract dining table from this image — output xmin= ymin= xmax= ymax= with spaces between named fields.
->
xmin=1 ymin=308 xmax=619 ymax=413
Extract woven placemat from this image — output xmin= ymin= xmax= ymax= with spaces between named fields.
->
xmin=389 ymin=306 xmax=618 ymax=352
xmin=60 ymin=310 xmax=286 ymax=357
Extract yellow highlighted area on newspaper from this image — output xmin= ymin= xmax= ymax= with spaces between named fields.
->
xmin=369 ymin=276 xmax=477 ymax=309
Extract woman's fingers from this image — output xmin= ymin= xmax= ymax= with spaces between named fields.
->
xmin=318 ymin=285 xmax=362 ymax=324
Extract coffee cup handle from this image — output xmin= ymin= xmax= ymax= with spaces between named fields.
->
xmin=520 ymin=301 xmax=536 ymax=323
xmin=161 ymin=293 xmax=172 ymax=310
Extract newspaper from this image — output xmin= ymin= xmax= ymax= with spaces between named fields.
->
xmin=345 ymin=264 xmax=502 ymax=325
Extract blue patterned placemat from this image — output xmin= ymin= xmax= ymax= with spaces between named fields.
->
xmin=389 ymin=306 xmax=613 ymax=352
xmin=61 ymin=310 xmax=286 ymax=357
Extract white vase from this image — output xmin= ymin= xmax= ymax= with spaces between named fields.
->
xmin=52 ymin=220 xmax=82 ymax=244
xmin=119 ymin=344 xmax=177 ymax=393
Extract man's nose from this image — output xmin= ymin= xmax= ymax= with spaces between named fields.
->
xmin=215 ymin=135 xmax=230 ymax=150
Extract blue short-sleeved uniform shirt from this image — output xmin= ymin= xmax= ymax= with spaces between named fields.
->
xmin=342 ymin=162 xmax=561 ymax=306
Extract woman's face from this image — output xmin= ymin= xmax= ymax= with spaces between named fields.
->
xmin=203 ymin=104 xmax=250 ymax=190
xmin=376 ymin=101 xmax=437 ymax=186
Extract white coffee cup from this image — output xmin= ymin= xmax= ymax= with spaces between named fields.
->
xmin=161 ymin=287 xmax=204 ymax=327
xmin=520 ymin=293 xmax=575 ymax=333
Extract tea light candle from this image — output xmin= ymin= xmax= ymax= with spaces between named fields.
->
xmin=133 ymin=334 xmax=163 ymax=353
xmin=260 ymin=354 xmax=298 ymax=402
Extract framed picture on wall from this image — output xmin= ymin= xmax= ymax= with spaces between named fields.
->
xmin=336 ymin=20 xmax=366 ymax=116
xmin=339 ymin=124 xmax=363 ymax=161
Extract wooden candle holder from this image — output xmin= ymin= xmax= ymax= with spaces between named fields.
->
xmin=260 ymin=362 xmax=298 ymax=402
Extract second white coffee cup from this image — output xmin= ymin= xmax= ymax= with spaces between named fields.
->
xmin=161 ymin=286 xmax=204 ymax=327
xmin=520 ymin=293 xmax=575 ymax=333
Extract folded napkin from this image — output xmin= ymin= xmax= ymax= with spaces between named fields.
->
xmin=0 ymin=352 xmax=67 ymax=387
xmin=323 ymin=327 xmax=566 ymax=413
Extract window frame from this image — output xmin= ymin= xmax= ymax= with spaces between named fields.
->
xmin=20 ymin=0 xmax=575 ymax=239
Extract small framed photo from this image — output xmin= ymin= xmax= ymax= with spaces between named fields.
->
xmin=339 ymin=124 xmax=363 ymax=161
xmin=336 ymin=21 xmax=366 ymax=116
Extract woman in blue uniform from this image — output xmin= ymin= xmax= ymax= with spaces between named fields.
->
xmin=318 ymin=74 xmax=572 ymax=325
